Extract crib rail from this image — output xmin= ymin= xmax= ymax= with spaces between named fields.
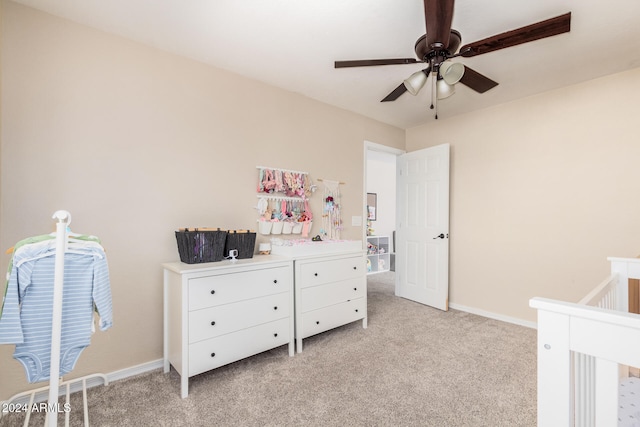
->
xmin=530 ymin=296 xmax=640 ymax=426
xmin=578 ymin=274 xmax=618 ymax=309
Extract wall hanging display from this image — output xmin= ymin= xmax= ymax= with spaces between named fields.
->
xmin=256 ymin=166 xmax=315 ymax=237
xmin=318 ymin=178 xmax=344 ymax=240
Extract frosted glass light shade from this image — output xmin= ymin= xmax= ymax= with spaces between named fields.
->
xmin=440 ymin=61 xmax=465 ymax=85
xmin=436 ymin=78 xmax=455 ymax=99
xmin=403 ymin=70 xmax=428 ymax=95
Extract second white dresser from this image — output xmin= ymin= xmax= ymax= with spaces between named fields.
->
xmin=294 ymin=251 xmax=367 ymax=353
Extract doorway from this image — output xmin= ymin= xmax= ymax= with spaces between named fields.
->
xmin=363 ymin=141 xmax=450 ymax=310
xmin=364 ymin=142 xmax=404 ymax=292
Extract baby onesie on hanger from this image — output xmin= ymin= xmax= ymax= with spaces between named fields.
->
xmin=0 ymin=233 xmax=101 ymax=319
xmin=0 ymin=241 xmax=112 ymax=383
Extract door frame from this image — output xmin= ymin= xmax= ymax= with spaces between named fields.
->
xmin=363 ymin=141 xmax=405 ymax=294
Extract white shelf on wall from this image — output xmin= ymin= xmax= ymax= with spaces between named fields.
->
xmin=366 ymin=235 xmax=391 ymax=274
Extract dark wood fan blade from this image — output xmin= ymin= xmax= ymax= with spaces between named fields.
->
xmin=424 ymin=0 xmax=455 ymax=49
xmin=335 ymin=58 xmax=422 ymax=68
xmin=458 ymin=66 xmax=498 ymax=93
xmin=381 ymin=83 xmax=408 ymax=102
xmin=459 ymin=12 xmax=571 ymax=58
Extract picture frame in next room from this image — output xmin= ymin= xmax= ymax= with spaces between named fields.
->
xmin=367 ymin=192 xmax=377 ymax=221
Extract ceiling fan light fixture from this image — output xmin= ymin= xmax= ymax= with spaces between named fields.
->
xmin=436 ymin=77 xmax=455 ymax=99
xmin=439 ymin=61 xmax=465 ymax=85
xmin=403 ymin=70 xmax=428 ymax=95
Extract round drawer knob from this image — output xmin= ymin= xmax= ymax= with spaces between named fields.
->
xmin=354 ymin=287 xmax=357 ymax=291
xmin=316 ymin=321 xmax=320 ymax=325
xmin=353 ymin=266 xmax=357 ymax=270
xmin=273 ymin=306 xmax=278 ymax=310
xmin=211 ymin=321 xmax=216 ymax=326
xmin=355 ymin=309 xmax=359 ymax=313
xmin=210 ymin=290 xmax=215 ymax=295
xmin=314 ymin=273 xmax=318 ymax=277
xmin=273 ymin=279 xmax=278 ymax=284
xmin=210 ymin=352 xmax=216 ymax=358
xmin=274 ymin=333 xmax=278 ymax=337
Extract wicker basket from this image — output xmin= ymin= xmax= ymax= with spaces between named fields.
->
xmin=175 ymin=228 xmax=227 ymax=264
xmin=224 ymin=230 xmax=256 ymax=259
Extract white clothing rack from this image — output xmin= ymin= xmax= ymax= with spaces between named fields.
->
xmin=47 ymin=210 xmax=68 ymax=427
xmin=2 ymin=373 xmax=108 ymax=427
xmin=0 ymin=211 xmax=108 ymax=427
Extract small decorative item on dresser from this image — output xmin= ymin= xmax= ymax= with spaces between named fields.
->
xmin=259 ymin=243 xmax=271 ymax=255
xmin=224 ymin=230 xmax=257 ymax=259
xmin=175 ymin=228 xmax=227 ymax=264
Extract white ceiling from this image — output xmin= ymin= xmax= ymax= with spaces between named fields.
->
xmin=12 ymin=0 xmax=640 ymax=129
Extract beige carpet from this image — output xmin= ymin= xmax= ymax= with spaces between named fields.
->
xmin=1 ymin=272 xmax=537 ymax=426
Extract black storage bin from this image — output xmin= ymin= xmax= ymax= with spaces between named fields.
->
xmin=224 ymin=230 xmax=256 ymax=259
xmin=175 ymin=228 xmax=227 ymax=264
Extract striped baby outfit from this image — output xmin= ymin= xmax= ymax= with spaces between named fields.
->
xmin=0 ymin=238 xmax=112 ymax=382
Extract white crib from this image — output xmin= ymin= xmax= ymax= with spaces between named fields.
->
xmin=530 ymin=257 xmax=640 ymax=426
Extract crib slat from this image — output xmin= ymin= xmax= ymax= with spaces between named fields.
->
xmin=574 ymin=352 xmax=596 ymax=427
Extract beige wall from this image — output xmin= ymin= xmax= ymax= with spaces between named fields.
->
xmin=0 ymin=1 xmax=405 ymax=399
xmin=407 ymin=67 xmax=640 ymax=323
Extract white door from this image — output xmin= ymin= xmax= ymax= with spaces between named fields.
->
xmin=396 ymin=143 xmax=450 ymax=310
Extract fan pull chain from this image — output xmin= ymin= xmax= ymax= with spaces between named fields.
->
xmin=429 ymin=59 xmax=435 ymax=112
xmin=433 ymin=70 xmax=438 ymax=120
xmin=430 ymin=76 xmax=435 ymax=111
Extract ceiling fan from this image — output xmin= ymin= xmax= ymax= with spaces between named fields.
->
xmin=335 ymin=0 xmax=571 ymax=118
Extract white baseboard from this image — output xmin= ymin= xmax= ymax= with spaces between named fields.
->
xmin=105 ymin=358 xmax=164 ymax=383
xmin=449 ymin=302 xmax=537 ymax=329
xmin=2 ymin=359 xmax=164 ymax=408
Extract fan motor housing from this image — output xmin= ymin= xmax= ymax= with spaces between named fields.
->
xmin=414 ymin=30 xmax=462 ymax=65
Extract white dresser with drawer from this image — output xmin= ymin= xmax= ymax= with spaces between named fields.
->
xmin=293 ymin=251 xmax=367 ymax=353
xmin=163 ymin=256 xmax=294 ymax=398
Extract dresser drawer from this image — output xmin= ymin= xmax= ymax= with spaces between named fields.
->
xmin=298 ymin=277 xmax=365 ymax=313
xmin=188 ymin=266 xmax=291 ymax=311
xmin=300 ymin=298 xmax=366 ymax=339
xmin=188 ymin=318 xmax=290 ymax=376
xmin=189 ymin=292 xmax=290 ymax=343
xmin=297 ymin=256 xmax=365 ymax=288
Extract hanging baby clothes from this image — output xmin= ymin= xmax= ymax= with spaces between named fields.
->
xmin=0 ymin=235 xmax=112 ymax=383
xmin=256 ymin=167 xmax=315 ymax=237
xmin=321 ymin=180 xmax=343 ymax=240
